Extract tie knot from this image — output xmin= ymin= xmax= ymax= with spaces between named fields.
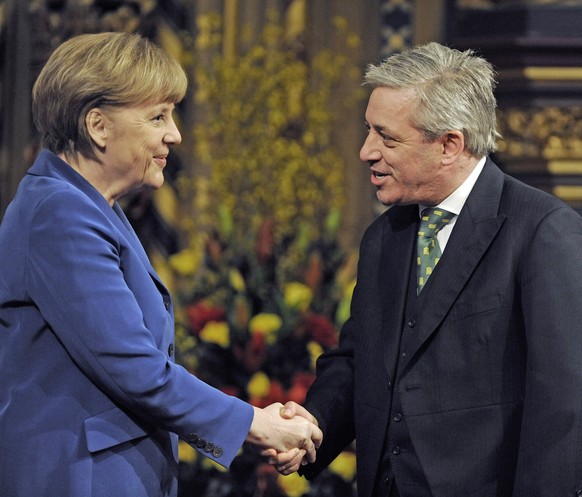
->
xmin=418 ymin=208 xmax=454 ymax=238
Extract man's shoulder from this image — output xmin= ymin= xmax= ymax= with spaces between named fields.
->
xmin=500 ymin=172 xmax=575 ymax=215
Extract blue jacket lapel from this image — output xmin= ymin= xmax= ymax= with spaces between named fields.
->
xmin=28 ymin=149 xmax=164 ymax=289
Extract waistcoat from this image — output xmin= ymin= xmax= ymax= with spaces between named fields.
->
xmin=374 ymin=257 xmax=433 ymax=497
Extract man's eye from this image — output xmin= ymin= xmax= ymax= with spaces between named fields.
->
xmin=381 ymin=135 xmax=398 ymax=147
xmin=153 ymin=114 xmax=164 ymax=122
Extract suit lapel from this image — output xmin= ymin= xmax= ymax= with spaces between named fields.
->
xmin=111 ymin=202 xmax=162 ymax=282
xmin=29 ymin=149 xmax=166 ymax=290
xmin=398 ymin=159 xmax=507 ymax=373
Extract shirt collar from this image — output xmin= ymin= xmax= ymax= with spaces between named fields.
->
xmin=419 ymin=156 xmax=487 ymax=217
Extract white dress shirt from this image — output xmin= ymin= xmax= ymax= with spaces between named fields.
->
xmin=419 ymin=156 xmax=486 ymax=253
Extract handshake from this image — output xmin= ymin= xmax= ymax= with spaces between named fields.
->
xmin=246 ymin=401 xmax=321 ymax=475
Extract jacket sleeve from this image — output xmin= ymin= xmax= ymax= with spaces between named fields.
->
xmin=512 ymin=204 xmax=582 ymax=495
xmin=300 ymin=314 xmax=357 ymax=479
xmin=25 ymin=187 xmax=253 ymax=467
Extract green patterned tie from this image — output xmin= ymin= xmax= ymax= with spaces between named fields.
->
xmin=417 ymin=208 xmax=454 ymax=294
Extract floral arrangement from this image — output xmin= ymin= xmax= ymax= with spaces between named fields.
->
xmin=165 ymin=10 xmax=363 ymax=497
xmin=171 ymin=208 xmax=358 ymax=497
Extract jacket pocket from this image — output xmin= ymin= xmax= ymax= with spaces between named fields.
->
xmin=451 ymin=292 xmax=503 ymax=321
xmin=84 ymin=407 xmax=151 ymax=453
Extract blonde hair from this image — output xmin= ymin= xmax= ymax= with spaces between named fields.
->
xmin=32 ymin=32 xmax=188 ymax=159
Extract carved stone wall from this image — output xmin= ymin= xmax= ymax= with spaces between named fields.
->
xmin=0 ymin=0 xmax=165 ymax=217
xmin=448 ymin=0 xmax=582 ymax=213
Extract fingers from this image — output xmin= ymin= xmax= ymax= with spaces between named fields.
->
xmin=279 ymin=402 xmax=322 ymax=454
xmin=248 ymin=402 xmax=322 ymax=471
xmin=263 ymin=402 xmax=284 ymax=416
xmin=276 ymin=454 xmax=304 ymax=475
xmin=276 ymin=401 xmax=323 ymax=462
xmin=260 ymin=448 xmax=278 ymax=458
xmin=265 ymin=447 xmax=306 ymax=475
xmin=302 ymin=432 xmax=320 ymax=465
xmin=311 ymin=422 xmax=323 ymax=449
xmin=258 ymin=407 xmax=323 ymax=475
xmin=280 ymin=401 xmax=319 ymax=427
xmin=279 ymin=401 xmax=298 ymax=419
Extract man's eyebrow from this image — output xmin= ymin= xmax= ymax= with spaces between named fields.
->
xmin=370 ymin=122 xmax=391 ymax=135
xmin=365 ymin=120 xmax=383 ymax=130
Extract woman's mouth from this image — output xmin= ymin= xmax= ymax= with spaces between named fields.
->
xmin=154 ymin=155 xmax=167 ymax=167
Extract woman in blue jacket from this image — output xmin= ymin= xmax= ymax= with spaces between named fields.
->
xmin=0 ymin=32 xmax=321 ymax=497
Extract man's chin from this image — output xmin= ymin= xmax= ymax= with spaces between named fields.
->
xmin=375 ymin=191 xmax=395 ymax=206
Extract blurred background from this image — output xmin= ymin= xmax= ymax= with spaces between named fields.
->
xmin=2 ymin=1 xmax=582 ymax=496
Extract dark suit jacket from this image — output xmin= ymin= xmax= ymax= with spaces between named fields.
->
xmin=302 ymin=158 xmax=582 ymax=497
xmin=0 ymin=150 xmax=253 ymax=496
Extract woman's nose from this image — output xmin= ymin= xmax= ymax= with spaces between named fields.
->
xmin=165 ymin=118 xmax=182 ymax=145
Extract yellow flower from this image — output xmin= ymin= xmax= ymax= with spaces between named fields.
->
xmin=199 ymin=321 xmax=230 ymax=348
xmin=178 ymin=440 xmax=198 ymax=463
xmin=284 ymin=282 xmax=313 ymax=312
xmin=249 ymin=313 xmax=282 ymax=339
xmin=247 ymin=371 xmax=270 ymax=398
xmin=229 ymin=268 xmax=246 ymax=292
xmin=336 ymin=278 xmax=356 ymax=327
xmin=277 ymin=472 xmax=310 ymax=497
xmin=201 ymin=456 xmax=228 ymax=472
xmin=328 ymin=451 xmax=357 ymax=481
xmin=307 ymin=341 xmax=323 ymax=371
xmin=169 ymin=248 xmax=202 ymax=277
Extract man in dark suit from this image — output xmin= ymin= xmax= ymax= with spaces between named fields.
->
xmin=270 ymin=42 xmax=582 ymax=496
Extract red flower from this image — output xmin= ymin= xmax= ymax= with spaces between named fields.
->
xmin=186 ymin=301 xmax=226 ymax=335
xmin=243 ymin=332 xmax=268 ymax=373
xmin=255 ymin=218 xmax=275 ymax=264
xmin=302 ymin=313 xmax=338 ymax=348
xmin=220 ymin=385 xmax=242 ymax=397
xmin=287 ymin=371 xmax=315 ymax=404
xmin=250 ymin=380 xmax=286 ymax=408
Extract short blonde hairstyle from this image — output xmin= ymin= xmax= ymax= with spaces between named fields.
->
xmin=32 ymin=31 xmax=188 ymax=159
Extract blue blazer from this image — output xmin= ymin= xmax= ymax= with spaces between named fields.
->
xmin=0 ymin=149 xmax=253 ymax=497
xmin=301 ymin=158 xmax=582 ymax=497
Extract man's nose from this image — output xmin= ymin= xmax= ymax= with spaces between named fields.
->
xmin=360 ymin=133 xmax=381 ymax=163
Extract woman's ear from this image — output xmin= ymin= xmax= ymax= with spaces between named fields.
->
xmin=85 ymin=108 xmax=108 ymax=148
xmin=441 ymin=130 xmax=465 ymax=166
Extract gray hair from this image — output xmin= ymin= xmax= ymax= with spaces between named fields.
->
xmin=364 ymin=42 xmax=500 ymax=157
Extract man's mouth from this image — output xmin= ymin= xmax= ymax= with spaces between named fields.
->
xmin=372 ymin=171 xmax=388 ymax=178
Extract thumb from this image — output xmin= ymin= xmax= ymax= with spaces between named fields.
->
xmin=280 ymin=401 xmax=297 ymax=419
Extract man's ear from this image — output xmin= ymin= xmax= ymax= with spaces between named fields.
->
xmin=441 ymin=130 xmax=465 ymax=166
xmin=85 ymin=108 xmax=108 ymax=148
